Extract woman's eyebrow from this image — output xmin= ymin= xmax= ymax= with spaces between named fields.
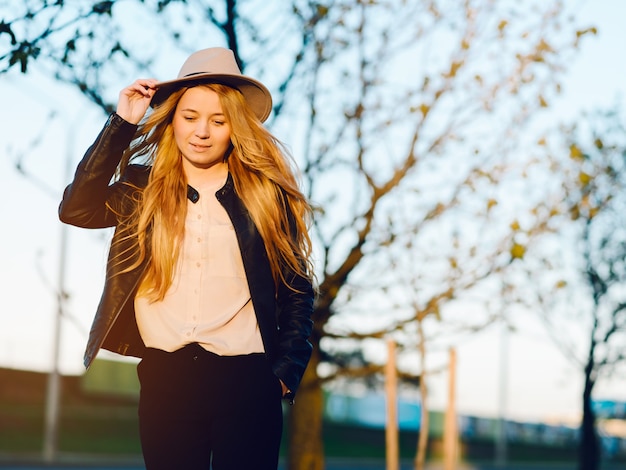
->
xmin=179 ymin=108 xmax=225 ymax=117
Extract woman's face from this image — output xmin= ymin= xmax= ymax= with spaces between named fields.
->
xmin=172 ymin=86 xmax=232 ymax=176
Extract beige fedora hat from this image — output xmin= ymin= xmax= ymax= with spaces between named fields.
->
xmin=152 ymin=47 xmax=273 ymax=122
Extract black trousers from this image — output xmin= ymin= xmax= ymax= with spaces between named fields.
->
xmin=137 ymin=343 xmax=283 ymax=470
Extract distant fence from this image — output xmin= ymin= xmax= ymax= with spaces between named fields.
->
xmin=323 ymin=391 xmax=626 ymax=458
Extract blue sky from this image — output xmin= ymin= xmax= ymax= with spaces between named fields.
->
xmin=0 ymin=0 xmax=625 ymax=425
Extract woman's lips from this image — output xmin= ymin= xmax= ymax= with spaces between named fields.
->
xmin=190 ymin=143 xmax=210 ymax=151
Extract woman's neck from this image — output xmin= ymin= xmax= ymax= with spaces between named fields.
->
xmin=184 ymin=161 xmax=229 ymax=189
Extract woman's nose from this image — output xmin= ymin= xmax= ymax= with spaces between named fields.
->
xmin=195 ymin=121 xmax=210 ymax=138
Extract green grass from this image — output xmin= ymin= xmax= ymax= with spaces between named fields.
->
xmin=1 ymin=367 xmax=623 ymax=465
xmin=0 ymin=403 xmax=45 ymax=452
xmin=0 ymin=401 xmax=618 ymax=464
xmin=321 ymin=422 xmax=420 ymax=459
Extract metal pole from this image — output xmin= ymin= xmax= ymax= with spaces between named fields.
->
xmin=43 ymin=201 xmax=68 ymax=462
xmin=43 ymin=117 xmax=75 ymax=462
xmin=495 ymin=323 xmax=509 ymax=466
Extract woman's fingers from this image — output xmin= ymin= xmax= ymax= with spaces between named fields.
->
xmin=117 ymin=79 xmax=159 ymax=124
xmin=126 ymin=79 xmax=158 ymax=98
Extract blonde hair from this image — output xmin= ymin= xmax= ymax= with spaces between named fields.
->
xmin=113 ymin=83 xmax=313 ymax=302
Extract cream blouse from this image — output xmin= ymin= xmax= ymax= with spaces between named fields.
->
xmin=135 ymin=179 xmax=264 ymax=355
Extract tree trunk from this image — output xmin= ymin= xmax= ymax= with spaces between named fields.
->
xmin=578 ymin=361 xmax=599 ymax=470
xmin=287 ymin=344 xmax=324 ymax=470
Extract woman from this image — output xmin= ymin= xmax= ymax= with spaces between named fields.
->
xmin=59 ymin=47 xmax=315 ymax=470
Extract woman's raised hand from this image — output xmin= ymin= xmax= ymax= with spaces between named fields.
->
xmin=116 ymin=79 xmax=159 ymax=124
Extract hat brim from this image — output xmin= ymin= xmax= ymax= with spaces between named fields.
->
xmin=151 ymin=73 xmax=272 ymax=122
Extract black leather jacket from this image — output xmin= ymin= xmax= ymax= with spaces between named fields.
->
xmin=59 ymin=113 xmax=314 ymax=398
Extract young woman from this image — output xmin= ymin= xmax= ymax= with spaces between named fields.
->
xmin=59 ymin=48 xmax=315 ymax=470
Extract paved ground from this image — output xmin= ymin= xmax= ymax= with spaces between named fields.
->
xmin=1 ymin=454 xmax=625 ymax=470
xmin=0 ymin=458 xmax=613 ymax=470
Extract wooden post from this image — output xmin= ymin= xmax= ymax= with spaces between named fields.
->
xmin=385 ymin=338 xmax=399 ymax=470
xmin=443 ymin=348 xmax=458 ymax=470
xmin=414 ymin=320 xmax=429 ymax=470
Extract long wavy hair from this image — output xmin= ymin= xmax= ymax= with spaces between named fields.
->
xmin=114 ymin=83 xmax=314 ymax=302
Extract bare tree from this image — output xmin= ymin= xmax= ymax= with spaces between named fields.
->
xmin=1 ymin=1 xmax=595 ymax=468
xmin=525 ymin=109 xmax=626 ymax=470
xmin=286 ymin=2 xmax=592 ymax=468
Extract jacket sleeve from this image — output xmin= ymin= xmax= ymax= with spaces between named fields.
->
xmin=59 ymin=113 xmax=138 ymax=229
xmin=274 ymin=268 xmax=314 ymax=400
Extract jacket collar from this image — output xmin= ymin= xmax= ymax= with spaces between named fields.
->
xmin=187 ymin=173 xmax=234 ymax=204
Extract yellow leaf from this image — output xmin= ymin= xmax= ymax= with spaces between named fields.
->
xmin=536 ymin=39 xmax=554 ymax=53
xmin=538 ymin=95 xmax=548 ymax=107
xmin=317 ymin=5 xmax=329 ymax=16
xmin=445 ymin=60 xmax=463 ymax=78
xmin=510 ymin=243 xmax=525 ymax=260
xmin=555 ymin=280 xmax=567 ymax=289
xmin=579 ymin=171 xmax=592 ymax=186
xmin=569 ymin=144 xmax=584 ymax=160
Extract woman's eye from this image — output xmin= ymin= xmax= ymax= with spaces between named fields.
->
xmin=213 ymin=121 xmax=224 ymax=126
